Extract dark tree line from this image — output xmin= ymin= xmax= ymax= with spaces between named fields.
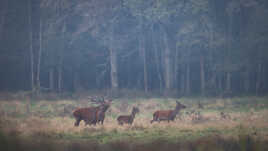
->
xmin=0 ymin=0 xmax=268 ymax=96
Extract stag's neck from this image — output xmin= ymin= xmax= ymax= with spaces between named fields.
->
xmin=102 ymin=107 xmax=109 ymax=113
xmin=172 ymin=108 xmax=180 ymax=115
xmin=131 ymin=111 xmax=137 ymax=120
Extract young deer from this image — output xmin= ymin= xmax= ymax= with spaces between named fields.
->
xmin=151 ymin=101 xmax=186 ymax=123
xmin=73 ymin=96 xmax=112 ymax=126
xmin=117 ymin=107 xmax=139 ymax=125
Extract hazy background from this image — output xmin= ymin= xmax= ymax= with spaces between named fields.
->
xmin=0 ymin=0 xmax=268 ymax=97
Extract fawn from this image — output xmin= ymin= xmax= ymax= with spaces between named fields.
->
xmin=117 ymin=107 xmax=139 ymax=125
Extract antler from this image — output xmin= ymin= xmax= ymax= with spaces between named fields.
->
xmin=88 ymin=96 xmax=111 ymax=104
xmin=88 ymin=96 xmax=102 ymax=104
xmin=100 ymin=95 xmax=113 ymax=103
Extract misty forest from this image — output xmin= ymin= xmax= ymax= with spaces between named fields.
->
xmin=1 ymin=0 xmax=268 ymax=151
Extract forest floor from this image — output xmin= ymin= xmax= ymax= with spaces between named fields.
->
xmin=0 ymin=95 xmax=268 ymax=151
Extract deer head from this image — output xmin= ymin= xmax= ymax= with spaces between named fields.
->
xmin=175 ymin=101 xmax=186 ymax=110
xmin=132 ymin=107 xmax=140 ymax=115
xmin=88 ymin=96 xmax=113 ymax=110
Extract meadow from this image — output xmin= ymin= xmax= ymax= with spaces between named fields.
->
xmin=0 ymin=94 xmax=268 ymax=151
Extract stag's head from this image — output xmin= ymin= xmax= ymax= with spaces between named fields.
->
xmin=89 ymin=96 xmax=113 ymax=111
xmin=132 ymin=107 xmax=140 ymax=114
xmin=175 ymin=101 xmax=186 ymax=110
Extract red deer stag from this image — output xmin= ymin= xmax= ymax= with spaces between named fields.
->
xmin=117 ymin=107 xmax=139 ymax=125
xmin=151 ymin=101 xmax=186 ymax=123
xmin=94 ymin=98 xmax=112 ymax=125
xmin=73 ymin=96 xmax=112 ymax=126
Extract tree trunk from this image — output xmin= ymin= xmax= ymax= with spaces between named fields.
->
xmin=244 ymin=70 xmax=250 ymax=93
xmin=139 ymin=33 xmax=148 ymax=93
xmin=110 ymin=46 xmax=118 ymax=90
xmin=200 ymin=55 xmax=205 ymax=96
xmin=36 ymin=17 xmax=43 ymax=94
xmin=218 ymin=74 xmax=223 ymax=92
xmin=28 ymin=0 xmax=34 ymax=92
xmin=256 ymin=63 xmax=262 ymax=96
xmin=162 ymin=26 xmax=173 ymax=91
xmin=0 ymin=14 xmax=5 ymax=39
xmin=49 ymin=68 xmax=54 ymax=91
xmin=174 ymin=45 xmax=179 ymax=91
xmin=152 ymin=26 xmax=163 ymax=92
xmin=0 ymin=0 xmax=7 ymax=41
xmin=58 ymin=65 xmax=62 ymax=93
xmin=58 ymin=19 xmax=66 ymax=93
xmin=225 ymin=14 xmax=232 ymax=93
xmin=186 ymin=63 xmax=190 ymax=95
xmin=226 ymin=72 xmax=231 ymax=92
xmin=210 ymin=73 xmax=217 ymax=95
xmin=107 ymin=24 xmax=119 ymax=91
xmin=262 ymin=65 xmax=266 ymax=92
xmin=208 ymin=8 xmax=216 ymax=95
xmin=180 ymin=66 xmax=185 ymax=95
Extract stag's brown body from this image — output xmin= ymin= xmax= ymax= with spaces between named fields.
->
xmin=73 ymin=106 xmax=99 ymax=126
xmin=117 ymin=107 xmax=139 ymax=125
xmin=73 ymin=97 xmax=112 ymax=127
xmin=152 ymin=110 xmax=174 ymax=121
xmin=151 ymin=101 xmax=186 ymax=123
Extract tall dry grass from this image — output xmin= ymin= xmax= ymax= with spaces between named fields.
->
xmin=0 ymin=96 xmax=268 ymax=150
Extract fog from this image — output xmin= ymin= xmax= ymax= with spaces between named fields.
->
xmin=0 ymin=0 xmax=268 ymax=97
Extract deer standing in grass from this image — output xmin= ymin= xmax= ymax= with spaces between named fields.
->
xmin=73 ymin=96 xmax=112 ymax=126
xmin=95 ymin=101 xmax=111 ymax=125
xmin=117 ymin=107 xmax=139 ymax=125
xmin=151 ymin=101 xmax=186 ymax=123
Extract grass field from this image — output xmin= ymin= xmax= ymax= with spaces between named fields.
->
xmin=0 ymin=96 xmax=268 ymax=151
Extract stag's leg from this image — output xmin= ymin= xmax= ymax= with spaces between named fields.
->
xmin=118 ymin=121 xmax=123 ymax=125
xmin=84 ymin=119 xmax=90 ymax=126
xmin=85 ymin=118 xmax=95 ymax=126
xmin=151 ymin=115 xmax=157 ymax=124
xmin=74 ymin=118 xmax=81 ymax=127
xmin=101 ymin=114 xmax=105 ymax=125
xmin=93 ymin=119 xmax=97 ymax=126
